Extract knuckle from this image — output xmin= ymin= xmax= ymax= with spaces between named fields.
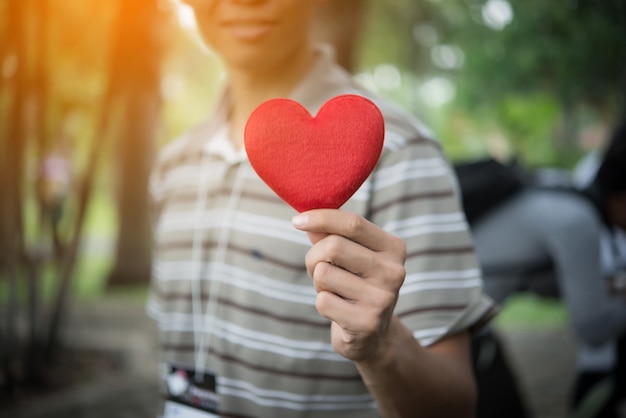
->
xmin=378 ymin=257 xmax=406 ymax=288
xmin=388 ymin=262 xmax=406 ymax=285
xmin=324 ymin=235 xmax=345 ymax=258
xmin=370 ymin=288 xmax=396 ymax=312
xmin=381 ymin=289 xmax=398 ymax=309
xmin=344 ymin=213 xmax=365 ymax=235
xmin=315 ymin=291 xmax=332 ymax=315
xmin=313 ymin=262 xmax=333 ymax=287
xmin=393 ymin=237 xmax=407 ymax=261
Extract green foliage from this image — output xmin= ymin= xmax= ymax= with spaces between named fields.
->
xmin=448 ymin=0 xmax=625 ymax=102
xmin=495 ymin=293 xmax=568 ymax=329
xmin=358 ymin=0 xmax=626 ymax=167
xmin=496 ymin=93 xmax=561 ymax=165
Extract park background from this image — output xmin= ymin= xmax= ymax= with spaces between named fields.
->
xmin=0 ymin=0 xmax=625 ymax=417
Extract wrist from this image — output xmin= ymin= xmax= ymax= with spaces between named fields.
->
xmin=355 ymin=317 xmax=415 ymax=384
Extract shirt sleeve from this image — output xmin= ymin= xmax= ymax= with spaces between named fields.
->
xmin=369 ymin=136 xmax=497 ymax=346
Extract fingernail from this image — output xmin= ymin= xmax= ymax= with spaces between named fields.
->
xmin=292 ymin=214 xmax=308 ymax=228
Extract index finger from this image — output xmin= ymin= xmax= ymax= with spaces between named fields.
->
xmin=292 ymin=209 xmax=406 ymax=257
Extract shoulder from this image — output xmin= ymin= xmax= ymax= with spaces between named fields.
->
xmin=342 ymin=81 xmax=437 ymax=153
xmin=153 ymin=117 xmax=214 ymax=176
xmin=373 ymin=95 xmax=436 ymax=151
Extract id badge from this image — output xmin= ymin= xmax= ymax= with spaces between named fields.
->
xmin=162 ymin=364 xmax=220 ymax=418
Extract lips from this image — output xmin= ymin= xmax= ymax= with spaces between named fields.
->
xmin=223 ymin=19 xmax=275 ymax=41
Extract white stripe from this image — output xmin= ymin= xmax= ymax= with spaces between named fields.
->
xmin=383 ymin=130 xmax=405 ymax=152
xmin=153 ymin=262 xmax=315 ymax=303
xmin=385 ymin=213 xmax=466 ymax=238
xmin=219 ymin=377 xmax=373 ymax=404
xmin=405 ymin=268 xmax=481 ymax=283
xmin=374 ymin=158 xmax=448 ymax=190
xmin=393 ymin=222 xmax=467 ymax=239
xmin=219 ymin=378 xmax=376 ymax=411
xmin=149 ymin=306 xmax=344 ymax=361
xmin=158 ymin=210 xmax=309 ymax=245
xmin=401 ymin=278 xmax=483 ymax=294
xmin=386 ymin=212 xmax=464 ymax=231
xmin=209 ymin=317 xmax=343 ymax=361
xmin=162 ymin=166 xmax=220 ymax=190
xmin=350 ymin=179 xmax=372 ymax=201
xmin=413 ymin=326 xmax=450 ymax=346
xmin=401 ymin=269 xmax=482 ymax=294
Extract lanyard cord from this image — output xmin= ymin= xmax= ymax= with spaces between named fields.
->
xmin=191 ymin=155 xmax=247 ymax=381
xmin=191 ymin=154 xmax=211 ymax=380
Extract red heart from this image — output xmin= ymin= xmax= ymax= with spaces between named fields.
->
xmin=244 ymin=94 xmax=385 ymax=212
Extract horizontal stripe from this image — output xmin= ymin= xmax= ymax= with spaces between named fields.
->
xmin=156 ymin=240 xmax=306 ymax=271
xmin=153 ymin=262 xmax=316 ymax=303
xmin=150 ymin=308 xmax=343 ymax=361
xmin=158 ymin=211 xmax=309 ymax=246
xmin=159 ymin=344 xmax=362 ymax=381
xmin=401 ymin=269 xmax=483 ymax=294
xmin=398 ymin=304 xmax=469 ymax=317
xmin=407 ymin=245 xmax=475 ymax=258
xmin=384 ymin=212 xmax=466 ymax=237
xmin=401 ymin=278 xmax=483 ymax=293
xmin=150 ymin=293 xmax=329 ymax=328
xmin=371 ymin=189 xmax=454 ymax=214
xmin=219 ymin=377 xmax=375 ymax=411
xmin=374 ymin=158 xmax=448 ymax=190
xmin=413 ymin=325 xmax=450 ymax=346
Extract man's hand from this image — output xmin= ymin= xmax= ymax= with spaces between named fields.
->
xmin=292 ymin=209 xmax=407 ymax=363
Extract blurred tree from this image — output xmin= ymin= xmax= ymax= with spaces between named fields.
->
xmin=105 ymin=0 xmax=164 ymax=287
xmin=0 ymin=0 xmax=164 ymax=402
xmin=0 ymin=0 xmax=28 ymax=397
xmin=357 ymin=0 xmax=626 ymax=165
xmin=450 ymin=0 xmax=626 ymax=158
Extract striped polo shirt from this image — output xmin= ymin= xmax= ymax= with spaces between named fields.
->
xmin=148 ymin=46 xmax=495 ymax=418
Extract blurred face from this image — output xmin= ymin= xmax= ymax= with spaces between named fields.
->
xmin=183 ymin=0 xmax=318 ymax=74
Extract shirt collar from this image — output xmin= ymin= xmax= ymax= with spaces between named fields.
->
xmin=205 ymin=124 xmax=247 ymax=164
xmin=202 ymin=44 xmax=353 ymax=160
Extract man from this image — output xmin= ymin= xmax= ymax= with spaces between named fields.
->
xmin=148 ymin=1 xmax=495 ymax=416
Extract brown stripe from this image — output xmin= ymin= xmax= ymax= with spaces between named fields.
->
xmin=405 ymin=136 xmax=441 ymax=149
xmin=371 ymin=189 xmax=454 ymax=215
xmin=220 ymin=412 xmax=258 ymax=418
xmin=407 ymin=245 xmax=475 ymax=259
xmin=153 ymin=290 xmax=328 ymax=328
xmin=163 ymin=187 xmax=281 ymax=206
xmin=397 ymin=304 xmax=468 ymax=318
xmin=157 ymin=241 xmax=304 ymax=271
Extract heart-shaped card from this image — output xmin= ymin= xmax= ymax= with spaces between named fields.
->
xmin=244 ymin=94 xmax=385 ymax=212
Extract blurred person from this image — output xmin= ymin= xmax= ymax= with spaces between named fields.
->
xmin=465 ymin=120 xmax=626 ymax=417
xmin=147 ymin=0 xmax=495 ymax=417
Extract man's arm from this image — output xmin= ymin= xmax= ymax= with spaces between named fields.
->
xmin=356 ymin=320 xmax=476 ymax=418
xmin=293 ymin=209 xmax=477 ymax=418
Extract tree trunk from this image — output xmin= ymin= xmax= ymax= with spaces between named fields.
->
xmin=0 ymin=0 xmax=27 ymax=397
xmin=26 ymin=0 xmax=51 ymax=384
xmin=106 ymin=0 xmax=162 ymax=287
xmin=312 ymin=0 xmax=368 ymax=73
